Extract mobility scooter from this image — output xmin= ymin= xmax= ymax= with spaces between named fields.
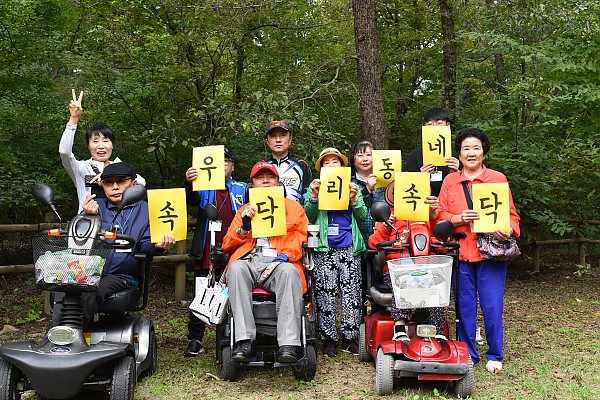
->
xmin=0 ymin=183 xmax=157 ymax=400
xmin=359 ymin=201 xmax=474 ymax=397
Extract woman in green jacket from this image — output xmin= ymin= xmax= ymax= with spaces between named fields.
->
xmin=304 ymin=148 xmax=368 ymax=357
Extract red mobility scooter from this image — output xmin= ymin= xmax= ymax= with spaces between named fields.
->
xmin=359 ymin=201 xmax=474 ymax=397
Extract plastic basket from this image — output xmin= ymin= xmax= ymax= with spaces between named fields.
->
xmin=31 ymin=235 xmax=110 ymax=292
xmin=387 ymin=255 xmax=453 ymax=309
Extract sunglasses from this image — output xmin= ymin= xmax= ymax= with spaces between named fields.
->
xmin=102 ymin=177 xmax=132 ymax=186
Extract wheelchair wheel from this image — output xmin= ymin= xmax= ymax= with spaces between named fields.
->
xmin=110 ymin=356 xmax=135 ymax=400
xmin=358 ymin=323 xmax=372 ymax=362
xmin=291 ymin=345 xmax=317 ymax=381
xmin=220 ymin=347 xmax=239 ymax=382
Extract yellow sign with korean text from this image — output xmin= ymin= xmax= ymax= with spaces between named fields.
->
xmin=393 ymin=172 xmax=430 ymax=221
xmin=422 ymin=126 xmax=452 ymax=166
xmin=192 ymin=145 xmax=225 ymax=191
xmin=472 ymin=183 xmax=511 ymax=233
xmin=148 ymin=188 xmax=187 ymax=243
xmin=372 ymin=150 xmax=402 ymax=188
xmin=249 ymin=186 xmax=287 ymax=238
xmin=318 ymin=166 xmax=351 ymax=210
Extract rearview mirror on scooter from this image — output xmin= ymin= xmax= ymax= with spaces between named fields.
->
xmin=203 ymin=203 xmax=219 ymax=221
xmin=111 ymin=185 xmax=147 ymax=229
xmin=370 ymin=201 xmax=401 ymax=242
xmin=433 ymin=220 xmax=455 ymax=242
xmin=32 ymin=183 xmax=61 ymax=224
xmin=370 ymin=201 xmax=391 ymax=223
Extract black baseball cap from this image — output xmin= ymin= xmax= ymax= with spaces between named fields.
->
xmin=224 ymin=147 xmax=234 ymax=163
xmin=101 ymin=162 xmax=136 ymax=180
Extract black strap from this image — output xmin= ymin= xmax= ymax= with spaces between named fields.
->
xmin=462 ymin=182 xmax=473 ymax=210
xmin=90 ymin=164 xmax=101 ymax=175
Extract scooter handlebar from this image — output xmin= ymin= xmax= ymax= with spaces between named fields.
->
xmin=108 ymin=234 xmax=137 ymax=249
xmin=375 ymin=240 xmax=409 ymax=252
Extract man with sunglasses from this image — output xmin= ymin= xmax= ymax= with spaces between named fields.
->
xmin=60 ymin=162 xmax=176 ymax=326
xmin=264 ymin=120 xmax=312 ymax=203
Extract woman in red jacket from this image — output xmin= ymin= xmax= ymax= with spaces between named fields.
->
xmin=437 ymin=128 xmax=520 ymax=374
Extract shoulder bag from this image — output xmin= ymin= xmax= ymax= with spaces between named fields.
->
xmin=462 ymin=182 xmax=521 ymax=261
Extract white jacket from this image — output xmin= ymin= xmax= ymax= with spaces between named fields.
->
xmin=59 ymin=123 xmax=146 ymax=210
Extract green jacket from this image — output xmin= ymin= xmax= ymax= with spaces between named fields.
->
xmin=303 ymin=186 xmax=368 ymax=256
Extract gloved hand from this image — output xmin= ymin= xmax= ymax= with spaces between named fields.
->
xmin=241 ymin=207 xmax=252 ymax=231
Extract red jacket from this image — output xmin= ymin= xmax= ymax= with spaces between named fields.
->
xmin=437 ymin=166 xmax=521 ymax=262
xmin=222 ymin=198 xmax=309 ymax=292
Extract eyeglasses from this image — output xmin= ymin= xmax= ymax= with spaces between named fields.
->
xmin=102 ymin=177 xmax=132 ymax=186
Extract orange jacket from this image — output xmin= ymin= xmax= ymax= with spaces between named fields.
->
xmin=437 ymin=166 xmax=521 ymax=262
xmin=222 ymin=198 xmax=309 ymax=292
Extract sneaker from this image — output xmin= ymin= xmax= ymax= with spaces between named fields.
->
xmin=341 ymin=339 xmax=359 ymax=355
xmin=476 ymin=326 xmax=485 ymax=346
xmin=392 ymin=331 xmax=410 ymax=343
xmin=183 ymin=339 xmax=204 ymax=357
xmin=322 ymin=339 xmax=338 ymax=357
xmin=486 ymin=360 xmax=503 ymax=374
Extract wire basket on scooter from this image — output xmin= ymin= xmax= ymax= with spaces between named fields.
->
xmin=31 ymin=235 xmax=110 ymax=292
xmin=387 ymin=255 xmax=453 ymax=309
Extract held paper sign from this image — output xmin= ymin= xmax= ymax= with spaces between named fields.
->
xmin=393 ymin=172 xmax=430 ymax=222
xmin=192 ymin=145 xmax=225 ymax=191
xmin=422 ymin=126 xmax=452 ymax=166
xmin=472 ymin=182 xmax=511 ymax=233
xmin=372 ymin=150 xmax=402 ymax=188
xmin=148 ymin=188 xmax=187 ymax=243
xmin=249 ymin=186 xmax=287 ymax=238
xmin=318 ymin=166 xmax=351 ymax=210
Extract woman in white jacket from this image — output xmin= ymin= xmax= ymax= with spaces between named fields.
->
xmin=59 ymin=89 xmax=145 ymax=209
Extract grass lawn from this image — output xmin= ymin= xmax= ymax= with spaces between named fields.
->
xmin=1 ymin=256 xmax=599 ymax=399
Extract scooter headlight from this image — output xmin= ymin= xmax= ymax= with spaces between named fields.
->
xmin=416 ymin=325 xmax=436 ymax=338
xmin=47 ymin=326 xmax=76 ymax=345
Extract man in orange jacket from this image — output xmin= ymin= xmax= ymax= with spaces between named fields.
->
xmin=222 ymin=161 xmax=308 ymax=364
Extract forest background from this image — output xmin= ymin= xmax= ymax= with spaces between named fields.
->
xmin=1 ymin=0 xmax=599 ymax=262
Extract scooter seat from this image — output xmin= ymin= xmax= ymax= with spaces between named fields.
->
xmin=99 ymin=286 xmax=140 ymax=313
xmin=370 ymin=286 xmax=392 ymax=307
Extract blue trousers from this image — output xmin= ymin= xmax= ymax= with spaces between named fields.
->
xmin=455 ymin=259 xmax=507 ymax=364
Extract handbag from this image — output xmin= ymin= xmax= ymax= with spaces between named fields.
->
xmin=462 ymin=182 xmax=520 ymax=261
xmin=189 ymin=271 xmax=229 ymax=326
xmin=476 ymin=234 xmax=521 ymax=261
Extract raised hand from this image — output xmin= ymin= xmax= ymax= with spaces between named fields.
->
xmin=68 ymin=89 xmax=84 ymax=124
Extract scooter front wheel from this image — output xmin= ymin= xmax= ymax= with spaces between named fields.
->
xmin=453 ymin=355 xmax=474 ymax=398
xmin=0 ymin=358 xmax=24 ymax=400
xmin=375 ymin=348 xmax=394 ymax=395
xmin=110 ymin=356 xmax=135 ymax=400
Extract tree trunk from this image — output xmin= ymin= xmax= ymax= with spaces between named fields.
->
xmin=352 ymin=0 xmax=388 ymax=149
xmin=439 ymin=0 xmax=457 ymax=116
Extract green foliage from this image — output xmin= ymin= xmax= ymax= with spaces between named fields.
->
xmin=1 ymin=0 xmax=599 ymax=250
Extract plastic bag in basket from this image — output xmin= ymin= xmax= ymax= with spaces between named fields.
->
xmin=35 ymin=250 xmax=105 ymax=287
